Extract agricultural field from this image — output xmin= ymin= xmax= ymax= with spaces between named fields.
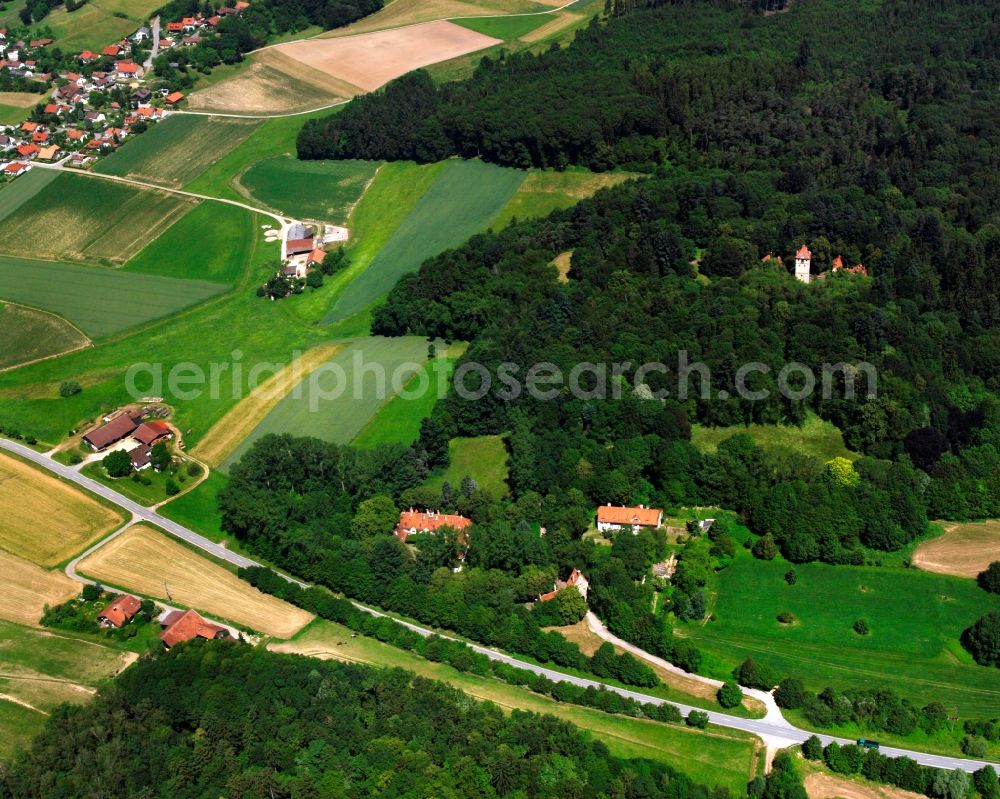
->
xmin=0 ymin=551 xmax=80 ymax=625
xmin=320 ymin=0 xmax=558 ymax=37
xmin=158 ymin=471 xmax=229 ymax=541
xmin=453 ymin=13 xmax=549 ymax=40
xmin=352 ymin=345 xmax=464 ymax=448
xmin=683 ymin=549 xmax=1000 ymax=718
xmin=277 ymin=21 xmax=500 ymax=92
xmin=913 ymin=520 xmax=1000 ymax=578
xmin=0 ymin=451 xmax=124 ymax=567
xmin=424 ymin=435 xmax=510 ymax=496
xmin=0 ymin=302 xmax=89 ymax=371
xmin=221 ymin=336 xmax=433 ymax=470
xmin=96 ymin=115 xmax=261 ymax=190
xmin=0 ymin=91 xmax=44 ymax=125
xmin=186 ymin=55 xmax=346 ymax=116
xmin=321 ymin=159 xmax=525 ymax=325
xmin=273 ymin=619 xmax=761 ymax=793
xmin=516 ymin=9 xmax=584 ymax=42
xmin=691 ymin=413 xmax=858 ymax=463
xmin=77 ymin=525 xmax=314 ymax=638
xmin=26 ymin=0 xmax=162 ymax=51
xmin=123 ymin=201 xmax=255 ymax=284
xmin=490 ymin=168 xmax=640 ymax=229
xmin=238 ymin=156 xmax=380 ymax=223
xmin=0 ymin=168 xmax=60 ymax=224
xmin=0 ymin=256 xmax=228 ymax=339
xmin=193 ymin=342 xmax=346 ymax=466
xmin=0 ymin=173 xmax=194 ymax=266
xmin=0 ymin=620 xmax=134 ymax=760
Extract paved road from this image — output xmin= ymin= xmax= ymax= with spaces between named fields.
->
xmin=143 ymin=16 xmax=161 ymax=71
xmin=3 ymin=435 xmax=995 ymax=774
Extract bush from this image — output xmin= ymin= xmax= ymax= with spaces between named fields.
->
xmin=165 ymin=478 xmax=180 ymax=496
xmin=801 ymin=734 xmax=823 ymax=760
xmin=735 ymin=657 xmax=780 ymax=690
xmin=978 ymin=562 xmax=1000 ymax=594
xmin=81 ymin=583 xmax=101 ymax=602
xmin=717 ymin=681 xmax=743 ymax=709
xmin=962 ymin=612 xmax=1000 ymax=666
xmin=853 ymin=618 xmax=869 ymax=635
xmin=685 ymin=710 xmax=709 ymax=729
xmin=59 ymin=380 xmax=82 ymax=397
xmin=961 ymin=735 xmax=988 ymax=758
xmin=752 ymin=533 xmax=778 ymax=560
xmin=777 ymin=611 xmax=795 ymax=624
xmin=103 ymin=449 xmax=132 ymax=478
xmin=974 ymin=767 xmax=1000 ymax=799
xmin=784 ymin=568 xmax=797 ymax=585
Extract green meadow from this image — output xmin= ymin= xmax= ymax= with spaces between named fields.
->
xmin=0 ymin=302 xmax=89 ymax=370
xmin=239 ymin=156 xmax=381 ymax=223
xmin=0 ymin=257 xmax=227 ymax=339
xmin=453 ymin=13 xmax=549 ymax=40
xmin=124 ymin=202 xmax=255 ymax=284
xmin=0 ymin=168 xmax=59 ymax=224
xmin=221 ymin=336 xmax=434 ymax=471
xmin=684 ymin=550 xmax=1000 ymax=718
xmin=320 ymin=159 xmax=525 ymax=325
xmin=424 ymin=435 xmax=510 ymax=496
xmin=691 ymin=413 xmax=858 ymax=462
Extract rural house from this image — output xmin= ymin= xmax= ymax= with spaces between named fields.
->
xmin=98 ymin=594 xmax=142 ymax=628
xmin=395 ymin=509 xmax=472 ymax=542
xmin=82 ymin=413 xmax=140 ymax=450
xmin=128 ymin=444 xmax=152 ymax=470
xmin=596 ymin=503 xmax=663 ymax=534
xmin=538 ymin=568 xmax=589 ymax=602
xmin=3 ymin=162 xmax=28 ymax=176
xmin=132 ymin=420 xmax=172 ymax=446
xmin=159 ymin=609 xmax=229 ymax=649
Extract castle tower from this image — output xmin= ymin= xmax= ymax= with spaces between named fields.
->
xmin=794 ymin=244 xmax=812 ymax=284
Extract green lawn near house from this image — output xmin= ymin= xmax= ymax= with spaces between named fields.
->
xmin=238 ymin=156 xmax=381 ymax=223
xmin=683 ymin=549 xmax=1000 ymax=718
xmin=424 ymin=435 xmax=510 ymax=496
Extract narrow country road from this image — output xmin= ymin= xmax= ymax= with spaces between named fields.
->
xmin=3 ymin=435 xmax=996 ymax=774
xmin=143 ymin=16 xmax=161 ymax=71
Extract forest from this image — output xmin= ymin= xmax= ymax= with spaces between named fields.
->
xmin=0 ymin=643 xmax=728 ymax=799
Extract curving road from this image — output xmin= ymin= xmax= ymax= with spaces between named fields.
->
xmin=3 ymin=435 xmax=995 ymax=774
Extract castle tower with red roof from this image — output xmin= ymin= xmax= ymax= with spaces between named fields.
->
xmin=795 ymin=244 xmax=812 ymax=284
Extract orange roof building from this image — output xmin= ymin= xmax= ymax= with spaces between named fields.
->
xmin=596 ymin=503 xmax=663 ymax=533
xmin=538 ymin=568 xmax=589 ymax=602
xmin=159 ymin=609 xmax=229 ymax=649
xmin=98 ymin=594 xmax=142 ymax=628
xmin=165 ymin=90 xmax=184 ymax=104
xmin=133 ymin=420 xmax=172 ymax=446
xmin=395 ymin=509 xmax=472 ymax=542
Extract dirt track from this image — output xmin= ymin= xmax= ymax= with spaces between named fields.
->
xmin=913 ymin=521 xmax=1000 ymax=578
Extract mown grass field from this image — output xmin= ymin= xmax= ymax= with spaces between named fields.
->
xmin=490 ymin=167 xmax=639 ymax=229
xmin=0 ymin=173 xmax=194 ymax=266
xmin=221 ymin=336 xmax=432 ymax=471
xmin=0 ymin=451 xmax=124 ymax=566
xmin=123 ymin=201 xmax=254 ymax=284
xmin=0 ymin=620 xmax=135 ymax=760
xmin=159 ymin=470 xmax=228 ymax=540
xmin=424 ymin=435 xmax=510 ymax=496
xmin=96 ymin=115 xmax=262 ymax=189
xmin=691 ymin=413 xmax=858 ymax=463
xmin=273 ymin=619 xmax=760 ymax=792
xmin=28 ymin=0 xmax=162 ymax=51
xmin=78 ymin=525 xmax=314 ymax=638
xmin=0 ymin=302 xmax=89 ymax=370
xmin=320 ymin=0 xmax=557 ymax=37
xmin=320 ymin=159 xmax=525 ymax=325
xmin=0 ymin=168 xmax=60 ymax=224
xmin=239 ymin=156 xmax=380 ymax=223
xmin=684 ymin=549 xmax=1000 ymax=718
xmin=454 ymin=13 xmax=549 ymax=40
xmin=352 ymin=349 xmax=462 ymax=448
xmin=0 ymin=256 xmax=228 ymax=339
xmin=913 ymin=520 xmax=1000 ymax=579
xmin=0 ymin=551 xmax=80 ymax=625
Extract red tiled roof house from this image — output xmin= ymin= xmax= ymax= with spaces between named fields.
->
xmin=159 ymin=609 xmax=229 ymax=649
xmin=596 ymin=503 xmax=663 ymax=534
xmin=98 ymin=594 xmax=142 ymax=628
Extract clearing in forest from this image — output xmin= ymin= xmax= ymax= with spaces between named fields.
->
xmin=0 ymin=452 xmax=124 ymax=567
xmin=77 ymin=525 xmax=314 ymax=638
xmin=913 ymin=520 xmax=1000 ymax=578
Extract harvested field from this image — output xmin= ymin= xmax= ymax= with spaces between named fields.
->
xmin=0 ymin=552 xmax=79 ymax=625
xmin=0 ymin=92 xmax=44 ymax=109
xmin=913 ymin=520 xmax=1000 ymax=578
xmin=186 ymin=59 xmax=345 ymax=115
xmin=96 ymin=115 xmax=261 ymax=189
xmin=519 ymin=10 xmax=583 ymax=41
xmin=804 ymin=771 xmax=924 ymax=799
xmin=275 ymin=20 xmax=501 ymax=92
xmin=0 ymin=173 xmax=194 ymax=266
xmin=321 ymin=0 xmax=552 ymax=36
xmin=77 ymin=525 xmax=314 ymax=638
xmin=0 ymin=452 xmax=124 ymax=566
xmin=193 ymin=342 xmax=346 ymax=466
xmin=0 ymin=302 xmax=90 ymax=371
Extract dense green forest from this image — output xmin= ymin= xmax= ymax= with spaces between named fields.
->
xmin=0 ymin=643 xmax=727 ymax=799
